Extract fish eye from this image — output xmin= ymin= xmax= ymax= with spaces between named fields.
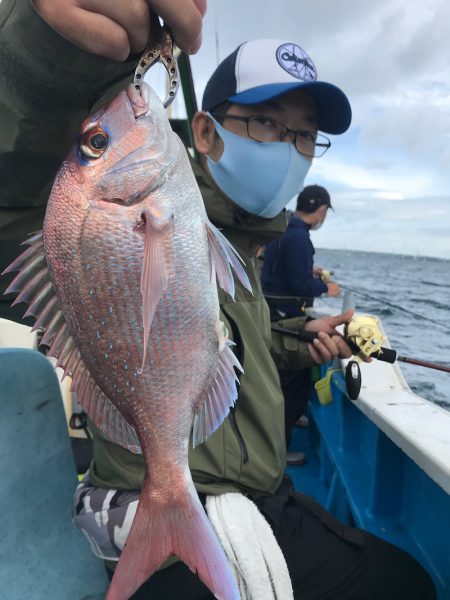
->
xmin=80 ymin=126 xmax=109 ymax=159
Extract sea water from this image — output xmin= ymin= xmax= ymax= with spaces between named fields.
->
xmin=315 ymin=249 xmax=450 ymax=408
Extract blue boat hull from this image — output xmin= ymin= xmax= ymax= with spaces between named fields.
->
xmin=288 ymin=368 xmax=450 ymax=599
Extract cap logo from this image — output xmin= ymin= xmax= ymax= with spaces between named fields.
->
xmin=276 ymin=44 xmax=317 ymax=81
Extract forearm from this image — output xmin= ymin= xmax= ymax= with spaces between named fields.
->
xmin=270 ymin=316 xmax=316 ymax=370
xmin=288 ymin=272 xmax=328 ymax=298
xmin=0 ymin=0 xmax=135 ymax=210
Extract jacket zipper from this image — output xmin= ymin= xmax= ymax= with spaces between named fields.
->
xmin=229 ymin=406 xmax=249 ymax=464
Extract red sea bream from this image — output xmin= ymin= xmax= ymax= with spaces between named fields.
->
xmin=4 ymin=83 xmax=251 ymax=600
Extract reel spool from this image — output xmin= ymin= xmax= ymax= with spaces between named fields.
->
xmin=318 ymin=269 xmax=333 ymax=283
xmin=344 ymin=315 xmax=386 ymax=401
xmin=345 ymin=315 xmax=385 ymax=360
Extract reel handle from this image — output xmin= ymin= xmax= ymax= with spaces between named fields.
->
xmin=345 ymin=338 xmax=398 ymax=364
xmin=345 ymin=360 xmax=362 ymax=400
xmin=371 ymin=347 xmax=397 ymax=364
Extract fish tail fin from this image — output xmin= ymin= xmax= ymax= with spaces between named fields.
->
xmin=106 ymin=478 xmax=240 ymax=600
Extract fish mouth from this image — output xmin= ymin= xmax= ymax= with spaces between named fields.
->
xmin=127 ymin=84 xmax=150 ymax=119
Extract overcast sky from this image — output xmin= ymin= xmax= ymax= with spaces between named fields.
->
xmin=181 ymin=0 xmax=450 ymax=259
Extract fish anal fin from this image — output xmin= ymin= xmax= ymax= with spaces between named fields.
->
xmin=69 ymin=362 xmax=141 ymax=454
xmin=193 ymin=329 xmax=243 ymax=448
xmin=205 ymin=220 xmax=252 ymax=299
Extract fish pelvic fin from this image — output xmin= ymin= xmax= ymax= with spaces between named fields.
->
xmin=138 ymin=207 xmax=174 ymax=372
xmin=193 ymin=322 xmax=243 ymax=448
xmin=106 ymin=477 xmax=240 ymax=600
xmin=205 ymin=221 xmax=252 ymax=300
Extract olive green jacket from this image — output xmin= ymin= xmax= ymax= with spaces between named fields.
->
xmin=89 ymin=163 xmax=315 ymax=497
xmin=0 ymin=0 xmax=315 ymax=497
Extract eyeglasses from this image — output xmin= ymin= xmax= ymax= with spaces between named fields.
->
xmin=210 ymin=113 xmax=331 ymax=158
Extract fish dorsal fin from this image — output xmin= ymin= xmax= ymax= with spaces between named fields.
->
xmin=205 ymin=221 xmax=252 ymax=300
xmin=192 ymin=320 xmax=243 ymax=447
xmin=3 ymin=231 xmax=141 ymax=454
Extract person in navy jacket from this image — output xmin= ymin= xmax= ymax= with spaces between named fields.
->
xmin=262 ymin=185 xmax=340 ymax=318
xmin=262 ymin=185 xmax=341 ymax=465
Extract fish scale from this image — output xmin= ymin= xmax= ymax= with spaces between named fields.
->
xmin=3 ymin=83 xmax=252 ymax=600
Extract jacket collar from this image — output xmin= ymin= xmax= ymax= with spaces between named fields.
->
xmin=289 ymin=215 xmax=311 ymax=231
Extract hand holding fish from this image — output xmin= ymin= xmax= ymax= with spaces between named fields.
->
xmin=32 ymin=0 xmax=207 ymax=60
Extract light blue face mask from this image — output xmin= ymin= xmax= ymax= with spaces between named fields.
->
xmin=206 ymin=116 xmax=312 ymax=218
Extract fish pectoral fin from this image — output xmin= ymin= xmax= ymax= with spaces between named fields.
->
xmin=140 ymin=208 xmax=173 ymax=370
xmin=205 ymin=220 xmax=252 ymax=300
xmin=193 ymin=338 xmax=243 ymax=447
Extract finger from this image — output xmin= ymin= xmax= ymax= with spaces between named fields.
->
xmin=333 ymin=336 xmax=353 ymax=359
xmin=193 ymin=0 xmax=207 ymax=17
xmin=311 ymin=337 xmax=333 ymax=364
xmin=318 ymin=332 xmax=340 ymax=360
xmin=304 ymin=318 xmax=330 ymax=335
xmin=37 ymin=5 xmax=131 ymax=61
xmin=325 ymin=308 xmax=354 ymax=330
xmin=308 ymin=343 xmax=322 ymax=364
xmin=78 ymin=0 xmax=151 ymax=55
xmin=147 ymin=0 xmax=204 ymax=53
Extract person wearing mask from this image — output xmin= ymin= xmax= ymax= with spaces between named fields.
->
xmin=0 ymin=4 xmax=436 ymax=598
xmin=79 ymin=39 xmax=435 ymax=599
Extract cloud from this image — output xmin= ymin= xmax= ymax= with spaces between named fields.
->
xmin=188 ymin=0 xmax=450 ymax=257
xmin=307 ymin=156 xmax=434 ymax=198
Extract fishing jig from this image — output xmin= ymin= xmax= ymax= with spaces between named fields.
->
xmin=134 ymin=12 xmax=180 ymax=108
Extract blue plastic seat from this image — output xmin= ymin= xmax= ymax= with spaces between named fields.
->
xmin=0 ymin=348 xmax=108 ymax=600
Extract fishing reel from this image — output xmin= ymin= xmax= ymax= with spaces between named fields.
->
xmin=272 ymin=314 xmax=450 ymax=403
xmin=318 ymin=269 xmax=334 ymax=283
xmin=344 ymin=315 xmax=386 ymax=400
xmin=342 ymin=314 xmax=450 ymax=400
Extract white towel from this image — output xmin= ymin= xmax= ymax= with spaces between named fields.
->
xmin=206 ymin=493 xmax=294 ymax=600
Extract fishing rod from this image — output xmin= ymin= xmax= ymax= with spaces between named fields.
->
xmin=343 ymin=315 xmax=450 ymax=399
xmin=312 ymin=267 xmax=450 ymax=333
xmin=266 ymin=273 xmax=450 ymax=334
xmin=339 ymin=282 xmax=450 ymax=333
xmin=395 ymin=355 xmax=450 ymax=373
xmin=272 ymin=314 xmax=450 ymax=401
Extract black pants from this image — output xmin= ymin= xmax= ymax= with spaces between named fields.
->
xmin=109 ymin=488 xmax=436 ymax=600
xmin=280 ymin=368 xmax=311 ymax=448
